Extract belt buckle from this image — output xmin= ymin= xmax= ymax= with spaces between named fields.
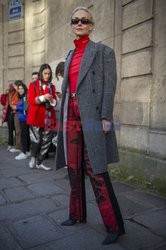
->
xmin=71 ymin=93 xmax=76 ymax=98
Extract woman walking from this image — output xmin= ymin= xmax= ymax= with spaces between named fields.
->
xmin=56 ymin=7 xmax=125 ymax=245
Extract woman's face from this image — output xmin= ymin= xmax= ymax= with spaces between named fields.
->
xmin=71 ymin=10 xmax=93 ymax=38
xmin=18 ymin=86 xmax=25 ymax=95
xmin=42 ymin=68 xmax=51 ymax=81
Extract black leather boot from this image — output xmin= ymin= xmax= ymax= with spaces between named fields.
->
xmin=102 ymin=231 xmax=119 ymax=245
xmin=61 ymin=219 xmax=77 ymax=226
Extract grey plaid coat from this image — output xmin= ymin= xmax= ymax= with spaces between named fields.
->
xmin=55 ymin=40 xmax=119 ymax=174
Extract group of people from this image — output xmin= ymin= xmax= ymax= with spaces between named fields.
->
xmin=0 ymin=80 xmax=30 ymax=157
xmin=0 ymin=63 xmax=64 ymax=169
xmin=0 ymin=7 xmax=125 ymax=245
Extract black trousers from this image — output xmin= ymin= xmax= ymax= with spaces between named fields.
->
xmin=20 ymin=121 xmax=30 ymax=154
xmin=6 ymin=107 xmax=15 ymax=146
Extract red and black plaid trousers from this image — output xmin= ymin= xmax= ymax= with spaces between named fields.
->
xmin=66 ymin=97 xmax=124 ymax=233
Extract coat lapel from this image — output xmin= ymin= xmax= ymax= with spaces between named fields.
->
xmin=77 ymin=40 xmax=96 ymax=91
xmin=62 ymin=40 xmax=97 ymax=93
xmin=62 ymin=49 xmax=75 ymax=93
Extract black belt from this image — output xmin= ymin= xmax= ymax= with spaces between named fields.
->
xmin=69 ymin=93 xmax=76 ymax=98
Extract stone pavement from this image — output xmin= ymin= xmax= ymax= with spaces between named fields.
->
xmin=0 ymin=146 xmax=166 ymax=250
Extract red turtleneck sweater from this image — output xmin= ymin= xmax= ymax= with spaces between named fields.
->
xmin=69 ymin=35 xmax=90 ymax=94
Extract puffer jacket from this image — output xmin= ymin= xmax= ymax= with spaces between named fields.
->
xmin=16 ymin=97 xmax=27 ymax=122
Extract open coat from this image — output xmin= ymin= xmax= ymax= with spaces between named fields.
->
xmin=55 ymin=40 xmax=119 ymax=174
xmin=27 ymin=79 xmax=56 ymax=128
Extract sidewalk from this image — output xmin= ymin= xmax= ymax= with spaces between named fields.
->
xmin=0 ymin=146 xmax=166 ymax=250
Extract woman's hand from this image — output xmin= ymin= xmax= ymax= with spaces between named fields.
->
xmin=44 ymin=93 xmax=52 ymax=101
xmin=10 ymin=104 xmax=16 ymax=111
xmin=56 ymin=92 xmax=62 ymax=98
xmin=102 ymin=119 xmax=111 ymax=134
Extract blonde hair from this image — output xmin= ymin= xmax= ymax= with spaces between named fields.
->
xmin=71 ymin=6 xmax=94 ymax=25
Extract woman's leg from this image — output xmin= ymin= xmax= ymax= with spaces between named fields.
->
xmin=14 ymin=114 xmax=21 ymax=149
xmin=7 ymin=108 xmax=15 ymax=146
xmin=66 ymin=98 xmax=86 ymax=222
xmin=29 ymin=126 xmax=42 ymax=158
xmin=84 ymin=146 xmax=124 ymax=233
xmin=20 ymin=121 xmax=30 ymax=154
xmin=37 ymin=130 xmax=52 ymax=165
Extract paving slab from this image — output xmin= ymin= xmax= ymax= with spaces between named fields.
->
xmin=28 ymin=182 xmax=64 ymax=196
xmin=111 ymin=181 xmax=137 ymax=194
xmin=116 ymin=193 xmax=151 ymax=218
xmin=0 ymin=224 xmax=22 ymax=250
xmin=133 ymin=208 xmax=166 ymax=239
xmin=30 ymin=227 xmax=127 ymax=250
xmin=0 ymin=197 xmax=57 ymax=222
xmin=0 ymin=166 xmax=34 ymax=178
xmin=0 ymin=146 xmax=166 ymax=249
xmin=3 ymin=186 xmax=35 ymax=202
xmin=10 ymin=215 xmax=64 ymax=249
xmin=123 ymin=189 xmax=166 ymax=209
xmin=53 ymin=178 xmax=71 ymax=194
xmin=153 ymin=244 xmax=166 ymax=250
xmin=0 ymin=193 xmax=7 ymax=205
xmin=18 ymin=171 xmax=64 ymax=185
xmin=0 ymin=177 xmax=24 ymax=190
xmin=118 ymin=220 xmax=164 ymax=250
xmin=50 ymin=193 xmax=70 ymax=208
xmin=18 ymin=172 xmax=56 ymax=185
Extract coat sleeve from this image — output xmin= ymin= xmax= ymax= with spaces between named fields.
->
xmin=0 ymin=94 xmax=7 ymax=106
xmin=27 ymin=82 xmax=38 ymax=106
xmin=52 ymin=84 xmax=57 ymax=100
xmin=101 ymin=47 xmax=117 ymax=121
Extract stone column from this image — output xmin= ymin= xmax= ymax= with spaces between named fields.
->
xmin=120 ymin=0 xmax=153 ymax=152
xmin=25 ymin=0 xmax=46 ymax=84
xmin=2 ymin=1 xmax=8 ymax=89
xmin=32 ymin=0 xmax=46 ymax=73
xmin=24 ymin=0 xmax=33 ymax=85
xmin=0 ymin=3 xmax=3 ymax=93
xmin=149 ymin=0 xmax=166 ymax=157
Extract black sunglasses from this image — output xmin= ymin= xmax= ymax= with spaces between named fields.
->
xmin=71 ymin=18 xmax=92 ymax=25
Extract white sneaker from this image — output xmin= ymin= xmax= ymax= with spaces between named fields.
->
xmin=7 ymin=146 xmax=12 ymax=151
xmin=9 ymin=148 xmax=21 ymax=153
xmin=26 ymin=151 xmax=31 ymax=157
xmin=29 ymin=157 xmax=36 ymax=169
xmin=36 ymin=164 xmax=52 ymax=171
xmin=15 ymin=152 xmax=27 ymax=160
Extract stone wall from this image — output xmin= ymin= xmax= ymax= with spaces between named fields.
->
xmin=0 ymin=0 xmax=165 ymax=192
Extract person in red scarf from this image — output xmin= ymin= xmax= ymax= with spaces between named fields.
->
xmin=56 ymin=7 xmax=125 ymax=245
xmin=27 ymin=64 xmax=56 ymax=170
